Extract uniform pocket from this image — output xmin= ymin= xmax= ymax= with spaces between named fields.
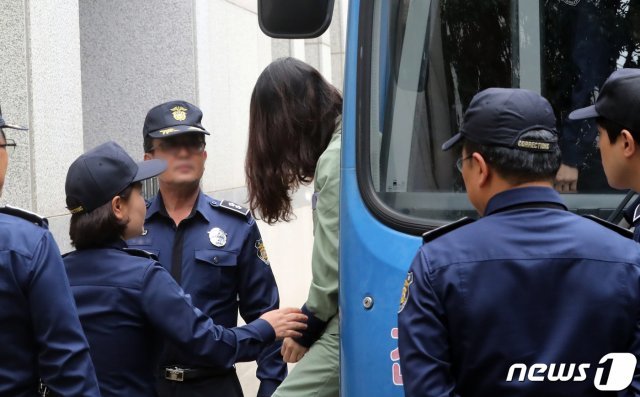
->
xmin=194 ymin=249 xmax=238 ymax=267
xmin=193 ymin=249 xmax=238 ymax=298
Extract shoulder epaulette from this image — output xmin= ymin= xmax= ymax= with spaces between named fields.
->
xmin=210 ymin=200 xmax=251 ymax=219
xmin=422 ymin=217 xmax=475 ymax=243
xmin=0 ymin=205 xmax=48 ymax=228
xmin=583 ymin=214 xmax=633 ymax=239
xmin=122 ymin=248 xmax=159 ymax=261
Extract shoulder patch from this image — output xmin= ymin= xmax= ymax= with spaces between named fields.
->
xmin=122 ymin=248 xmax=159 ymax=261
xmin=211 ymin=200 xmax=251 ymax=219
xmin=422 ymin=217 xmax=475 ymax=243
xmin=0 ymin=205 xmax=48 ymax=228
xmin=583 ymin=214 xmax=633 ymax=239
xmin=398 ymin=271 xmax=414 ymax=313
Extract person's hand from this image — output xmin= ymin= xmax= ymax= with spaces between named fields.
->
xmin=554 ymin=164 xmax=578 ymax=193
xmin=281 ymin=337 xmax=309 ymax=363
xmin=260 ymin=308 xmax=307 ymax=340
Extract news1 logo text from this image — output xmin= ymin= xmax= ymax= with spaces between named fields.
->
xmin=506 ymin=353 xmax=637 ymax=391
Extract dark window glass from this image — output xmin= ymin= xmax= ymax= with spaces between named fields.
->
xmin=365 ymin=0 xmax=638 ymax=226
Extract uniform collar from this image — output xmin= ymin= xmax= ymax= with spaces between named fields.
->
xmin=104 ymin=239 xmax=128 ymax=250
xmin=484 ymin=186 xmax=567 ymax=217
xmin=146 ymin=190 xmax=210 ymax=223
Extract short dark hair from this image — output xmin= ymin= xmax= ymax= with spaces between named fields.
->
xmin=69 ymin=183 xmax=138 ymax=250
xmin=143 ymin=136 xmax=153 ymax=153
xmin=596 ymin=117 xmax=639 ymax=144
xmin=462 ymin=130 xmax=561 ymax=185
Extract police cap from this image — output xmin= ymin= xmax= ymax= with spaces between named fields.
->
xmin=0 ymin=105 xmax=28 ymax=131
xmin=65 ymin=141 xmax=166 ymax=214
xmin=569 ymin=68 xmax=640 ymax=134
xmin=143 ymin=100 xmax=211 ymax=140
xmin=442 ymin=88 xmax=558 ymax=152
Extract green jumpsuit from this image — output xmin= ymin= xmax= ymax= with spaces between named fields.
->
xmin=273 ymin=121 xmax=341 ymax=397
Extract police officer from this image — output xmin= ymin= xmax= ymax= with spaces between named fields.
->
xmin=398 ymin=88 xmax=640 ymax=396
xmin=63 ymin=141 xmax=307 ymax=397
xmin=0 ymin=107 xmax=101 ymax=397
xmin=569 ymin=68 xmax=640 ymax=241
xmin=128 ymin=101 xmax=285 ymax=397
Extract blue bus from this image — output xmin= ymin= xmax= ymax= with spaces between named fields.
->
xmin=259 ymin=1 xmax=640 ymax=395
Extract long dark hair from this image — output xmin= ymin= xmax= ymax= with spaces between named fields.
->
xmin=246 ymin=57 xmax=342 ymax=224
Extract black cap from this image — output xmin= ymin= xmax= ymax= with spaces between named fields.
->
xmin=0 ymin=104 xmax=28 ymax=131
xmin=65 ymin=141 xmax=166 ymax=214
xmin=442 ymin=88 xmax=558 ymax=152
xmin=569 ymin=68 xmax=640 ymax=133
xmin=143 ymin=100 xmax=210 ymax=139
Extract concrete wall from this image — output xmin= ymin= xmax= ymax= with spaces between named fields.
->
xmin=0 ymin=0 xmax=85 ymax=252
xmin=195 ymin=0 xmax=272 ymax=195
xmin=0 ymin=0 xmax=31 ymax=210
xmin=79 ymin=0 xmax=198 ymax=156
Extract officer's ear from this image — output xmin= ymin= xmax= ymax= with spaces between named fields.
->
xmin=111 ymin=195 xmax=126 ymax=221
xmin=620 ymin=129 xmax=637 ymax=158
xmin=143 ymin=152 xmax=153 ymax=161
xmin=471 ymin=152 xmax=491 ymax=187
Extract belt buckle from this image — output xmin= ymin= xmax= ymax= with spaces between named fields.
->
xmin=165 ymin=367 xmax=185 ymax=382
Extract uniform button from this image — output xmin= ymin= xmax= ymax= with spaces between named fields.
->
xmin=213 ymin=256 xmax=219 ymax=264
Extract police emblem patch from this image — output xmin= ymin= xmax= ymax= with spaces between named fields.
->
xmin=171 ymin=106 xmax=187 ymax=121
xmin=208 ymin=227 xmax=227 ymax=247
xmin=398 ymin=272 xmax=414 ymax=313
xmin=255 ymin=239 xmax=270 ymax=265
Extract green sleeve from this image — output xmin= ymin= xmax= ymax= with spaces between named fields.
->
xmin=306 ymin=134 xmax=341 ymax=323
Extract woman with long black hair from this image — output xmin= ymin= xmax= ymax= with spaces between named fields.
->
xmin=246 ymin=57 xmax=342 ymax=397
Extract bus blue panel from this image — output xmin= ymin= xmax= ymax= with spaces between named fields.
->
xmin=340 ymin=167 xmax=422 ymax=396
xmin=340 ymin=0 xmax=359 ymax=170
xmin=340 ymin=2 xmax=423 ymax=393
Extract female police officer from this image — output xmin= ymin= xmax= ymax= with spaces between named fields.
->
xmin=62 ymin=141 xmax=307 ymax=397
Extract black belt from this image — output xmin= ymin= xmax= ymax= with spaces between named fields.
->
xmin=162 ymin=366 xmax=234 ymax=382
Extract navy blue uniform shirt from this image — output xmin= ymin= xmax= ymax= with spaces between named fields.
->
xmin=64 ymin=240 xmax=275 ymax=397
xmin=0 ymin=209 xmax=100 ymax=397
xmin=398 ymin=187 xmax=640 ymax=397
xmin=128 ymin=191 xmax=284 ymax=395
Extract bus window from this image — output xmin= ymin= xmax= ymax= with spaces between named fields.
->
xmin=361 ymin=0 xmax=640 ymax=234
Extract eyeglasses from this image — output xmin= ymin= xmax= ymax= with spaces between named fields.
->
xmin=456 ymin=154 xmax=473 ymax=172
xmin=150 ymin=140 xmax=206 ymax=156
xmin=0 ymin=139 xmax=17 ymax=155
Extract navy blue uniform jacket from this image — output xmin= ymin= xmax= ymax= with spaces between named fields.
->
xmin=0 ymin=209 xmax=100 ymax=397
xmin=398 ymin=187 xmax=640 ymax=397
xmin=64 ymin=240 xmax=275 ymax=397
